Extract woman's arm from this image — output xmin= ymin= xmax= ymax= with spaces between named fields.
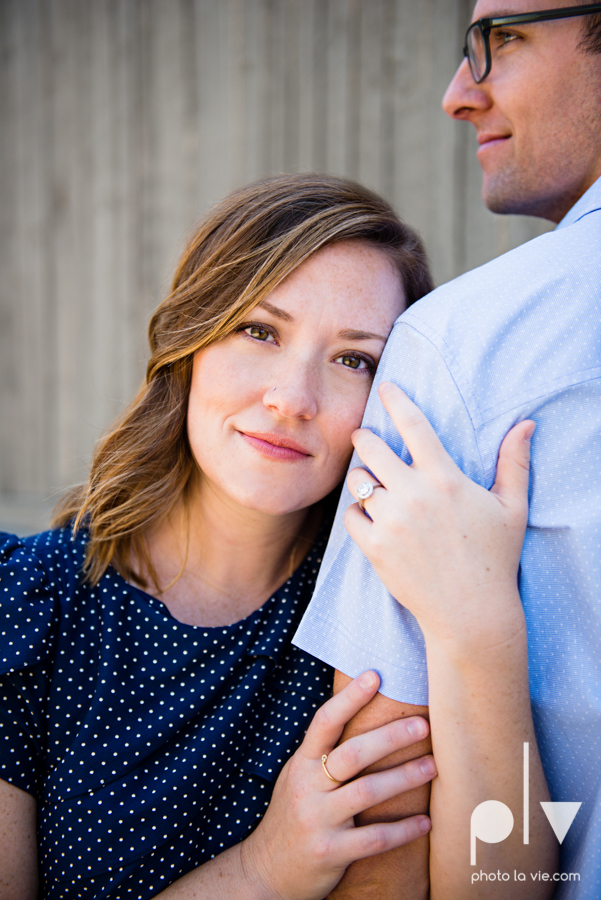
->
xmin=0 ymin=779 xmax=38 ymax=900
xmin=152 ymin=672 xmax=435 ymax=900
xmin=344 ymin=382 xmax=557 ymax=899
xmin=425 ymin=601 xmax=552 ymax=898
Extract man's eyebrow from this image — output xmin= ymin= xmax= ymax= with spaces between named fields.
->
xmin=338 ymin=329 xmax=387 ymax=342
xmin=256 ymin=301 xmax=295 ymax=322
xmin=477 ymin=9 xmax=525 ymax=20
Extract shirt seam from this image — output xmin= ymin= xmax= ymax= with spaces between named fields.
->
xmin=389 ymin=319 xmax=489 ymax=478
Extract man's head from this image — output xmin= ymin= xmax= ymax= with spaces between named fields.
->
xmin=443 ymin=1 xmax=601 ymax=222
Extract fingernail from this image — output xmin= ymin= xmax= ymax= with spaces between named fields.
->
xmin=419 ymin=757 xmax=437 ymax=777
xmin=419 ymin=816 xmax=432 ymax=834
xmin=406 ymin=718 xmax=427 ymax=739
xmin=523 ymin=421 xmax=536 ymax=442
xmin=359 ymin=671 xmax=378 ymax=690
xmin=379 ymin=381 xmax=393 ymax=393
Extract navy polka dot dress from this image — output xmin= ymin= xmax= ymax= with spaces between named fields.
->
xmin=0 ymin=527 xmax=333 ymax=898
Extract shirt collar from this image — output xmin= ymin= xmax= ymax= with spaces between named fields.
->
xmin=556 ymin=174 xmax=601 ymax=230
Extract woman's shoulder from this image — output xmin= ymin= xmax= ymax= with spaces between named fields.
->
xmin=0 ymin=527 xmax=86 ymax=675
xmin=1 ymin=525 xmax=86 ymax=586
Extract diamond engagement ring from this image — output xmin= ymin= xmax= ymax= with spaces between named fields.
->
xmin=356 ymin=480 xmax=383 ymax=510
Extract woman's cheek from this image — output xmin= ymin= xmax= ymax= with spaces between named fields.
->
xmin=343 ymin=385 xmax=372 ymax=433
xmin=327 ymin=395 xmax=368 ymax=468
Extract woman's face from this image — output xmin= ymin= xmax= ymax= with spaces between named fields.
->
xmin=187 ymin=239 xmax=406 ymax=516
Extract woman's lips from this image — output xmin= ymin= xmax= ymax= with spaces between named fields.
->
xmin=239 ymin=431 xmax=311 ymax=461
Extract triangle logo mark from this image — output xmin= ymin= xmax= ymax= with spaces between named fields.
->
xmin=540 ymin=802 xmax=582 ymax=844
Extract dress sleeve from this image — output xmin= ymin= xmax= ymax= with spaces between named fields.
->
xmin=0 ymin=533 xmax=57 ymax=797
xmin=292 ymin=319 xmax=486 ymax=705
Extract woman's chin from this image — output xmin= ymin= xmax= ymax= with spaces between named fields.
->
xmin=196 ymin=467 xmax=335 ymax=519
xmin=240 ymin=495 xmax=313 ymax=518
xmin=225 ymin=484 xmax=325 ymax=518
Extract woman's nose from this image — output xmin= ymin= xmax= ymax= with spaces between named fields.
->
xmin=263 ymin=365 xmax=318 ymax=420
xmin=442 ymin=57 xmax=491 ymax=121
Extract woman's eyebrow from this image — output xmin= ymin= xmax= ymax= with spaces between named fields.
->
xmin=257 ymin=302 xmax=386 ymax=342
xmin=256 ymin=301 xmax=295 ymax=322
xmin=338 ymin=328 xmax=387 ymax=342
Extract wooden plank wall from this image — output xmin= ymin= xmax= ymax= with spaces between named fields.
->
xmin=0 ymin=0 xmax=552 ymax=534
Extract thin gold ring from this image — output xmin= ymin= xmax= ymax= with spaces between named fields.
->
xmin=322 ymin=754 xmax=344 ymax=784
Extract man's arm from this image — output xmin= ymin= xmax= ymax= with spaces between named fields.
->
xmin=327 ymin=670 xmax=431 ymax=900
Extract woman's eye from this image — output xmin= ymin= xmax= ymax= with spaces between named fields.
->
xmin=243 ymin=325 xmax=276 ymax=343
xmin=334 ymin=353 xmax=373 ymax=372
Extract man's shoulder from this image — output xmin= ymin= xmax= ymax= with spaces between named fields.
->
xmin=400 ymin=210 xmax=600 ymax=347
xmin=376 ymin=210 xmax=601 ymax=447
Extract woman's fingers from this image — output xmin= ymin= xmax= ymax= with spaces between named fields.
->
xmin=301 ymin=671 xmax=381 ymax=759
xmin=377 ymin=382 xmax=450 ymax=470
xmin=346 ymin=468 xmax=386 ymax=518
xmin=348 ymin=385 xmax=448 ymax=493
xmin=349 ymin=382 xmax=455 ymax=490
xmin=332 ymin=755 xmax=437 ymax=819
xmin=490 ymin=419 xmax=535 ymax=508
xmin=339 ymin=814 xmax=431 ymax=863
xmin=324 ymin=715 xmax=430 ymax=784
xmin=350 ymin=429 xmax=407 ymax=491
xmin=247 ymin=685 xmax=435 ymax=899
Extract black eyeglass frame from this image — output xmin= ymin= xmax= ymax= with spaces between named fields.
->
xmin=463 ymin=3 xmax=601 ymax=83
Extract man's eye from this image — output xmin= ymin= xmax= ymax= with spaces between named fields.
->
xmin=335 ymin=354 xmax=373 ymax=372
xmin=492 ymin=29 xmax=519 ymax=47
xmin=243 ymin=325 xmax=275 ymax=342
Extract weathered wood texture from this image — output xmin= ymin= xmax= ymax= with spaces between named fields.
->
xmin=0 ymin=0 xmax=552 ymax=534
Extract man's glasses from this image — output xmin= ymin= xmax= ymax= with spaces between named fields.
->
xmin=464 ymin=3 xmax=601 ymax=83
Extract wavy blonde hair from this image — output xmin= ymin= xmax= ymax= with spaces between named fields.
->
xmin=53 ymin=174 xmax=433 ymax=587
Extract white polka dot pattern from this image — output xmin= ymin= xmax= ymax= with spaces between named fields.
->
xmin=0 ymin=526 xmax=332 ymax=898
xmin=294 ymin=177 xmax=601 ymax=896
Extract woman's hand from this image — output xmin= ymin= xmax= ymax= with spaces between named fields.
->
xmin=345 ymin=381 xmax=534 ymax=651
xmin=242 ymin=671 xmax=434 ymax=900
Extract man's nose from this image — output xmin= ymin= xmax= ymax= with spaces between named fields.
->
xmin=263 ymin=363 xmax=318 ymax=420
xmin=442 ymin=56 xmax=491 ymax=120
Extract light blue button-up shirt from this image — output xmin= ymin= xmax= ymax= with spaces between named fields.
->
xmin=294 ymin=176 xmax=601 ymax=894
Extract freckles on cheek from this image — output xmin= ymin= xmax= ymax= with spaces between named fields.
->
xmin=328 ymin=404 xmax=366 ymax=463
xmin=343 ymin=395 xmax=370 ymax=433
xmin=326 ymin=436 xmax=357 ymax=490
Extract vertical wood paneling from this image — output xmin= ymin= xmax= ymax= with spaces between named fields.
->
xmin=0 ymin=0 xmax=554 ymax=534
xmin=357 ymin=0 xmax=385 ymax=187
xmin=324 ymin=0 xmax=355 ymax=177
xmin=0 ymin=0 xmax=15 ymax=494
xmin=11 ymin=0 xmax=57 ymax=493
xmin=296 ymin=1 xmax=318 ymax=173
xmin=52 ymin=0 xmax=94 ymax=485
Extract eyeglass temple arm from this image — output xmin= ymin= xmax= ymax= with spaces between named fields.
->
xmin=477 ymin=3 xmax=601 ymax=33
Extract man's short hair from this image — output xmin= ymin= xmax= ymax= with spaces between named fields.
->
xmin=581 ymin=11 xmax=601 ymax=53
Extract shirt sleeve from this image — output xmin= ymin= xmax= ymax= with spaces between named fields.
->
xmin=292 ymin=318 xmax=486 ymax=705
xmin=0 ymin=533 xmax=57 ymax=796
